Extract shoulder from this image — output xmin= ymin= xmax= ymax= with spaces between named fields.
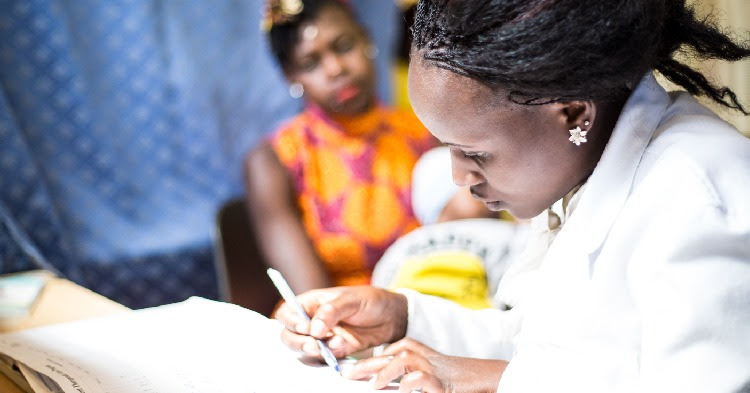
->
xmin=267 ymin=111 xmax=317 ymax=165
xmin=375 ymin=219 xmax=519 ymax=267
xmin=634 ymin=93 xmax=750 ymax=223
xmin=372 ymin=219 xmax=522 ymax=289
xmin=269 ymin=111 xmax=313 ymax=141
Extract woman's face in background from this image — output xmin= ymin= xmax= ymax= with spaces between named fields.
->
xmin=408 ymin=54 xmax=597 ymax=219
xmin=286 ymin=5 xmax=376 ymax=116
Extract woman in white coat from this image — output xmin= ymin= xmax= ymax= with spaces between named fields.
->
xmin=274 ymin=1 xmax=750 ymax=392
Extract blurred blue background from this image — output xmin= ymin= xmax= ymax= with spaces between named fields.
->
xmin=0 ymin=0 xmax=401 ymax=308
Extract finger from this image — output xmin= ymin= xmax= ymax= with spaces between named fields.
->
xmin=310 ymin=288 xmax=370 ymax=338
xmin=324 ymin=325 xmax=366 ymax=358
xmin=280 ymin=327 xmax=320 ymax=357
xmin=371 ymin=350 xmax=433 ymax=390
xmin=383 ymin=338 xmax=433 ymax=358
xmin=309 ymin=299 xmax=359 ymax=338
xmin=324 ymin=334 xmax=353 ymax=358
xmin=275 ymin=301 xmax=311 ymax=335
xmin=341 ymin=355 xmax=393 ymax=380
xmin=398 ymin=370 xmax=444 ymax=393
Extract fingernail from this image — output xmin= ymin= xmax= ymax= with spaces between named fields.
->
xmin=310 ymin=319 xmax=326 ymax=337
xmin=368 ymin=374 xmax=382 ymax=390
xmin=302 ymin=341 xmax=317 ymax=354
xmin=295 ymin=322 xmax=308 ymax=334
xmin=372 ymin=344 xmax=386 ymax=357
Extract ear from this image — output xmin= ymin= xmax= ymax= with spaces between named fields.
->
xmin=282 ymin=65 xmax=298 ymax=83
xmin=559 ymin=101 xmax=596 ymax=132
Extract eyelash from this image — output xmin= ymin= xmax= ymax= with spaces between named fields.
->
xmin=334 ymin=38 xmax=354 ymax=53
xmin=462 ymin=151 xmax=489 ymax=163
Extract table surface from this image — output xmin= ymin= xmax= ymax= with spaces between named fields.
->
xmin=0 ymin=272 xmax=128 ymax=392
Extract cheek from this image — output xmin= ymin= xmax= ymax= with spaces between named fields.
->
xmin=479 ymin=156 xmax=540 ymax=195
xmin=346 ymin=51 xmax=374 ymax=78
xmin=298 ymin=75 xmax=331 ymax=102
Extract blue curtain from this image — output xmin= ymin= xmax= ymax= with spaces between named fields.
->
xmin=0 ymin=0 xmax=400 ymax=308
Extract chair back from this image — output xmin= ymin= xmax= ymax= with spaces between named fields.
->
xmin=214 ymin=198 xmax=280 ymax=317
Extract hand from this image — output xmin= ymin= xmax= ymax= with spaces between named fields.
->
xmin=344 ymin=338 xmax=507 ymax=393
xmin=274 ymin=286 xmax=408 ymax=359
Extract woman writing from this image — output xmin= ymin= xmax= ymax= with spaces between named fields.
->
xmin=245 ymin=0 xmax=434 ymax=293
xmin=274 ymin=0 xmax=750 ymax=392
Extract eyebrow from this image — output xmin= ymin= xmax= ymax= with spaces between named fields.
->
xmin=442 ymin=142 xmax=473 ymax=149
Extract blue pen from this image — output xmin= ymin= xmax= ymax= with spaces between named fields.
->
xmin=267 ymin=268 xmax=341 ymax=373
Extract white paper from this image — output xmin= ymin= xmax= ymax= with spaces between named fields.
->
xmin=0 ymin=297 xmax=396 ymax=393
xmin=19 ymin=363 xmax=64 ymax=393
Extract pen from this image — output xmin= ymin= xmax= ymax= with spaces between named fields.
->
xmin=266 ymin=268 xmax=341 ymax=373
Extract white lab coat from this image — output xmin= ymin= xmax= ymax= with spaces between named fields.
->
xmin=401 ymin=73 xmax=750 ymax=392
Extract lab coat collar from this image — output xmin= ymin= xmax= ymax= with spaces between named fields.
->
xmin=568 ymin=73 xmax=670 ymax=254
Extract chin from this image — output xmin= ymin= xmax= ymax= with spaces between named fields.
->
xmin=483 ymin=201 xmax=504 ymax=212
xmin=340 ymin=94 xmax=375 ymax=115
xmin=509 ymin=205 xmax=548 ymax=220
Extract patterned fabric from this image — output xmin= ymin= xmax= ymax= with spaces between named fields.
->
xmin=372 ymin=219 xmax=527 ymax=310
xmin=271 ymin=105 xmax=434 ymax=285
xmin=0 ymin=0 xmax=400 ymax=308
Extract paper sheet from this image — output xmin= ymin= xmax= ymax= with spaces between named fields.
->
xmin=0 ymin=297 xmax=396 ymax=393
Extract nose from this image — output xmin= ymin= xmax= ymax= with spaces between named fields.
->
xmin=321 ymin=53 xmax=345 ymax=78
xmin=451 ymin=157 xmax=483 ymax=187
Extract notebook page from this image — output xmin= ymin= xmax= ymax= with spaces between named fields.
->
xmin=0 ymin=297 xmax=394 ymax=393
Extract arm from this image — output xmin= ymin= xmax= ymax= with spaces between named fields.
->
xmin=400 ymin=289 xmax=520 ymax=361
xmin=630 ymin=203 xmax=750 ymax=392
xmin=243 ymin=143 xmax=331 ymax=293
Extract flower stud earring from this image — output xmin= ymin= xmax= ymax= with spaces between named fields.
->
xmin=569 ymin=120 xmax=590 ymax=146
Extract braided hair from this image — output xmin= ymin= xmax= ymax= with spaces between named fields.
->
xmin=411 ymin=0 xmax=750 ymax=114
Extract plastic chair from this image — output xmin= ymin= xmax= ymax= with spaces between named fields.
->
xmin=213 ymin=197 xmax=280 ymax=317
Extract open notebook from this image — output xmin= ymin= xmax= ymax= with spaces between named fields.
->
xmin=0 ymin=297 xmax=395 ymax=393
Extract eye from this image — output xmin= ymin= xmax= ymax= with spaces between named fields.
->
xmin=462 ymin=151 xmax=489 ymax=163
xmin=333 ymin=36 xmax=355 ymax=53
xmin=298 ymin=56 xmax=319 ymax=72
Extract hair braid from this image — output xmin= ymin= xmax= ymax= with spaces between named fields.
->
xmin=411 ymin=0 xmax=750 ymax=113
xmin=655 ymin=1 xmax=750 ymax=114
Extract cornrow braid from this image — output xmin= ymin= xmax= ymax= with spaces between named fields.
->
xmin=411 ymin=0 xmax=750 ymax=113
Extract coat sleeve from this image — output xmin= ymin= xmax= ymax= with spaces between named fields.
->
xmin=629 ymin=201 xmax=750 ymax=392
xmin=398 ymin=288 xmax=520 ymax=361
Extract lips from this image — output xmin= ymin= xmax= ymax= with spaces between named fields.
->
xmin=335 ymin=85 xmax=361 ymax=103
xmin=471 ymin=188 xmax=503 ymax=211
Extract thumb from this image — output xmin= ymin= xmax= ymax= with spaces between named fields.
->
xmin=308 ymin=294 xmax=362 ymax=338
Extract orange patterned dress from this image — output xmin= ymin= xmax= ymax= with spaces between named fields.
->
xmin=270 ymin=104 xmax=435 ymax=286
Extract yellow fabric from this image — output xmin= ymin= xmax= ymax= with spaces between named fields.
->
xmin=392 ymin=61 xmax=412 ymax=111
xmin=389 ymin=251 xmax=493 ymax=309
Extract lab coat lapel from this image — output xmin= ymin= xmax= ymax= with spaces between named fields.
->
xmin=552 ymin=73 xmax=671 ymax=268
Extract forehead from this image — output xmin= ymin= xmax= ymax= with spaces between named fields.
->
xmin=292 ymin=6 xmax=359 ymax=54
xmin=407 ymin=54 xmax=513 ymax=143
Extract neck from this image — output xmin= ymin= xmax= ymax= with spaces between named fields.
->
xmin=581 ymin=96 xmax=628 ymax=181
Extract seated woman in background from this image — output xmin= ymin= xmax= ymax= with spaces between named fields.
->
xmin=245 ymin=0 xmax=435 ymax=293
